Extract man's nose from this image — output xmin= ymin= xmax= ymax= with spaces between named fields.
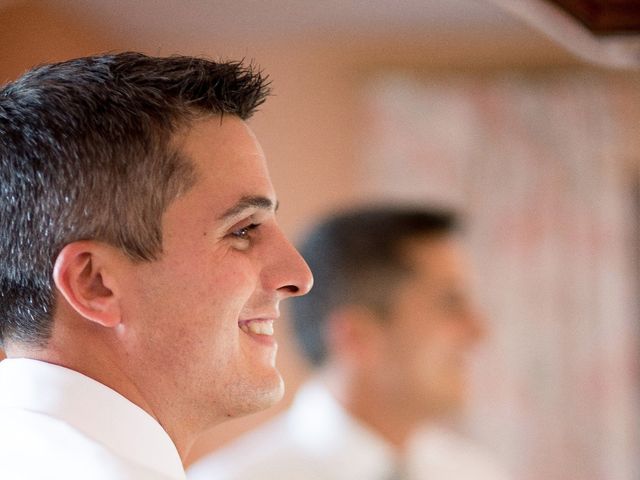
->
xmin=269 ymin=230 xmax=313 ymax=298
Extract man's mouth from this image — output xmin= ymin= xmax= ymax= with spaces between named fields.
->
xmin=238 ymin=319 xmax=274 ymax=336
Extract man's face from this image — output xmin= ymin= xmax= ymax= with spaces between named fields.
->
xmin=374 ymin=236 xmax=484 ymax=419
xmin=118 ymin=116 xmax=312 ymax=425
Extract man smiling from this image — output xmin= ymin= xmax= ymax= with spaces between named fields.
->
xmin=188 ymin=207 xmax=509 ymax=480
xmin=0 ymin=52 xmax=312 ymax=479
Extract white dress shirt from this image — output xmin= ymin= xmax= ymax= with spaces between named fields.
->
xmin=187 ymin=379 xmax=510 ymax=480
xmin=0 ymin=358 xmax=186 ymax=480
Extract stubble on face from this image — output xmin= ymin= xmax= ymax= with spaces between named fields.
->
xmin=116 ymin=116 xmax=306 ymax=439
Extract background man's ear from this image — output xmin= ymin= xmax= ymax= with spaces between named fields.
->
xmin=326 ymin=304 xmax=386 ymax=368
xmin=52 ymin=241 xmax=123 ymax=328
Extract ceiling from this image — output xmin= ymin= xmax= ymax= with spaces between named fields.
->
xmin=41 ymin=0 xmax=519 ymax=41
xmin=3 ymin=0 xmax=639 ymax=68
xmin=34 ymin=0 xmax=640 ymax=40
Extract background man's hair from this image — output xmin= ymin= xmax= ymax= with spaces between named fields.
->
xmin=290 ymin=205 xmax=458 ymax=366
xmin=0 ymin=52 xmax=270 ymax=346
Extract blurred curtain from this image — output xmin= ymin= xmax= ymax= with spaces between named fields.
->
xmin=358 ymin=71 xmax=640 ymax=480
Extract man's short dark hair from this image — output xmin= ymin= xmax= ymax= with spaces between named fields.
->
xmin=0 ymin=52 xmax=270 ymax=347
xmin=290 ymin=206 xmax=458 ymax=366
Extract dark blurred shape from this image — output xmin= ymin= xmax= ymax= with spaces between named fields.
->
xmin=546 ymin=0 xmax=640 ymax=34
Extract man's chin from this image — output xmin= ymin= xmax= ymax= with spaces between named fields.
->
xmin=226 ymin=373 xmax=285 ymax=418
xmin=254 ymin=374 xmax=286 ymax=411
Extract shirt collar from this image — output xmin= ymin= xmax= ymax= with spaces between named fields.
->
xmin=0 ymin=358 xmax=185 ymax=480
xmin=286 ymin=378 xmax=398 ymax=478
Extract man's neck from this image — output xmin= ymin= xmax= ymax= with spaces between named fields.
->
xmin=5 ymin=336 xmax=191 ymax=462
xmin=321 ymin=366 xmax=425 ymax=451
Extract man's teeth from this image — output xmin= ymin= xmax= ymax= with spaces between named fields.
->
xmin=240 ymin=320 xmax=274 ymax=336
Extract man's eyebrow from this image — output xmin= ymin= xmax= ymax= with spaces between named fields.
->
xmin=218 ymin=195 xmax=279 ymax=221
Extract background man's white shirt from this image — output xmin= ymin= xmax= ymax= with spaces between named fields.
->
xmin=187 ymin=379 xmax=510 ymax=480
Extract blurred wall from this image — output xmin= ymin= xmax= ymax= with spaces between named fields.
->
xmin=0 ymin=2 xmax=125 ymax=81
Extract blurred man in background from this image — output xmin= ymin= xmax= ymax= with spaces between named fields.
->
xmin=0 ymin=52 xmax=312 ymax=479
xmin=188 ymin=206 xmax=509 ymax=480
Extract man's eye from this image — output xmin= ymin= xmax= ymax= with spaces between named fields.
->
xmin=231 ymin=223 xmax=260 ymax=240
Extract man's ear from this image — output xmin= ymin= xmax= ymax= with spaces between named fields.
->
xmin=52 ymin=241 xmax=123 ymax=328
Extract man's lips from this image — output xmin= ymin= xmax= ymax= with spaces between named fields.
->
xmin=238 ymin=318 xmax=275 ymax=336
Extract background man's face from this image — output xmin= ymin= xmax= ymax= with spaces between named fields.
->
xmin=117 ymin=116 xmax=312 ymax=427
xmin=374 ymin=236 xmax=485 ymax=420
